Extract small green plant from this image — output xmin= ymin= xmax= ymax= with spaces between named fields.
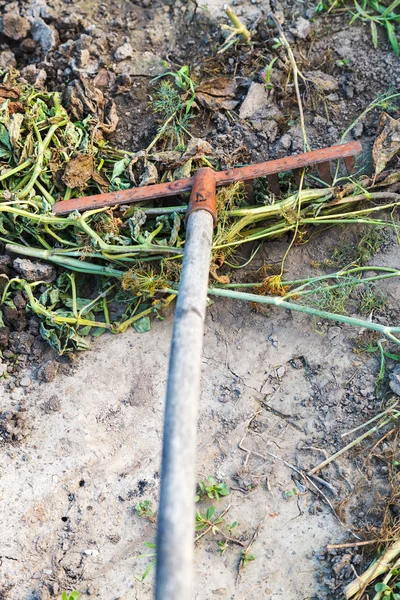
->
xmin=135 ymin=500 xmax=156 ymax=523
xmin=374 ymin=580 xmax=400 ymax=598
xmin=149 ymin=65 xmax=196 ymax=150
xmin=195 ymin=476 xmax=230 ymax=502
xmin=134 ymin=541 xmax=157 ymax=582
xmin=61 ymin=593 xmax=80 ymax=600
xmin=358 ymin=283 xmax=386 ymax=315
xmin=315 ymin=0 xmax=400 ymax=55
xmin=261 ymin=57 xmax=278 ymax=90
xmin=240 ymin=549 xmax=256 ymax=567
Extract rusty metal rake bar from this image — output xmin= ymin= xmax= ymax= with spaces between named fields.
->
xmin=52 ymin=140 xmax=361 ymax=215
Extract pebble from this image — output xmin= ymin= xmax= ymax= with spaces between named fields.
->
xmin=276 ymin=366 xmax=286 ymax=379
xmin=13 ymin=258 xmax=56 ymax=283
xmin=114 ymin=41 xmax=133 ymax=61
xmin=31 ymin=17 xmax=59 ymax=52
xmin=19 ymin=376 xmax=31 ymax=387
xmin=290 ymin=17 xmax=311 ymax=40
xmin=0 ymin=50 xmax=16 ymax=69
xmin=1 ymin=13 xmax=30 ymax=40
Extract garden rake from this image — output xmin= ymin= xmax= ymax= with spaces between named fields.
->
xmin=53 ymin=139 xmax=362 ymax=599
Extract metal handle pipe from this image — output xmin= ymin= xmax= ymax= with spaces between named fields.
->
xmin=155 ymin=169 xmax=216 ymax=599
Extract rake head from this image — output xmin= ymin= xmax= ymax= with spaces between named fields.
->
xmin=53 ymin=140 xmax=362 ymax=219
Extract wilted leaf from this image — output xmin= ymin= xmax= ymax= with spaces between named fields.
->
xmin=62 ymin=154 xmax=95 ymax=189
xmin=196 ymin=76 xmax=239 ymax=111
xmin=181 ymin=137 xmax=214 ymax=161
xmin=7 ymin=113 xmax=24 ymax=149
xmin=173 ymin=158 xmax=192 ymax=180
xmin=303 ymin=71 xmax=339 ymax=93
xmin=133 ymin=316 xmax=151 ymax=333
xmin=102 ymin=99 xmax=119 ymax=133
xmin=140 ymin=162 xmax=158 ymax=186
xmin=91 ymin=169 xmax=109 ymax=190
xmin=373 ymin=112 xmax=400 ymax=175
xmin=0 ymin=84 xmax=20 ymax=100
xmin=111 ymin=157 xmax=130 ymax=182
xmin=0 ymin=124 xmax=11 ymax=149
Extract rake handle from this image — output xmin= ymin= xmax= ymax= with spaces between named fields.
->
xmin=155 ymin=169 xmax=216 ymax=599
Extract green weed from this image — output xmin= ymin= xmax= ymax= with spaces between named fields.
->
xmin=195 ymin=476 xmax=230 ymax=502
xmin=135 ymin=500 xmax=156 ymax=523
xmin=61 ymin=593 xmax=80 ymax=600
xmin=315 ymin=0 xmax=400 ymax=55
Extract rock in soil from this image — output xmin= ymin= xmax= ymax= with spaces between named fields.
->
xmin=12 ymin=258 xmax=56 ymax=283
xmin=31 ymin=17 xmax=59 ymax=52
xmin=114 ymin=41 xmax=133 ymax=61
xmin=0 ymin=50 xmax=16 ymax=69
xmin=8 ymin=331 xmax=35 ymax=355
xmin=37 ymin=360 xmax=59 ymax=382
xmin=389 ymin=365 xmax=400 ymax=395
xmin=1 ymin=13 xmax=30 ymax=40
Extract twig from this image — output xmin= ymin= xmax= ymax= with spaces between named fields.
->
xmin=268 ymin=13 xmax=309 ymax=152
xmin=237 ymin=516 xmax=265 ymax=584
xmin=241 ymin=578 xmax=269 ymax=600
xmin=326 ymin=540 xmax=391 ymax=550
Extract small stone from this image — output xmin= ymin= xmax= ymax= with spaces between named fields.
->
xmin=0 ymin=361 xmax=7 ymax=376
xmin=0 ymin=327 xmax=10 ymax=348
xmin=0 ymin=255 xmax=12 ymax=276
xmin=122 ymin=51 xmax=166 ymax=77
xmin=279 ymin=133 xmax=292 ymax=150
xmin=290 ymin=17 xmax=311 ymax=40
xmin=389 ymin=365 xmax=400 ymax=396
xmin=19 ymin=376 xmax=31 ymax=387
xmin=11 ymin=388 xmax=24 ymax=401
xmin=37 ymin=360 xmax=59 ymax=382
xmin=13 ymin=258 xmax=56 ymax=283
xmin=9 ymin=331 xmax=35 ymax=355
xmin=352 ymin=121 xmax=363 ymax=138
xmin=1 ymin=13 xmax=30 ymax=41
xmin=75 ymin=48 xmax=90 ymax=68
xmin=239 ymin=82 xmax=271 ymax=120
xmin=276 ymin=366 xmax=286 ymax=379
xmin=114 ymin=41 xmax=133 ymax=61
xmin=0 ymin=50 xmax=16 ymax=69
xmin=20 ymin=38 xmax=36 ymax=53
xmin=304 ymin=70 xmax=339 ymax=93
xmin=42 ymin=394 xmax=61 ymax=412
xmin=31 ymin=17 xmax=59 ymax=52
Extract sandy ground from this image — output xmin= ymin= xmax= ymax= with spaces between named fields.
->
xmin=3 ymin=229 xmax=393 ymax=599
xmin=0 ymin=294 xmax=344 ymax=600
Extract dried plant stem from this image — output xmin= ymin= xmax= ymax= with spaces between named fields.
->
xmin=269 ymin=13 xmax=309 ymax=151
xmin=345 ymin=540 xmax=400 ymax=599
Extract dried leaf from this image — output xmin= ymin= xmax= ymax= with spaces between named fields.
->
xmin=140 ymin=162 xmax=158 ymax=186
xmin=0 ymin=84 xmax=20 ymax=100
xmin=102 ymin=99 xmax=119 ymax=133
xmin=91 ymin=169 xmax=109 ymax=191
xmin=196 ymin=76 xmax=239 ymax=111
xmin=181 ymin=137 xmax=214 ymax=161
xmin=7 ymin=113 xmax=24 ymax=149
xmin=173 ymin=158 xmax=192 ymax=180
xmin=62 ymin=154 xmax=95 ymax=189
xmin=373 ymin=113 xmax=400 ymax=175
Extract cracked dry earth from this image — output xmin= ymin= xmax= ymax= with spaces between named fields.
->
xmin=2 ymin=228 xmax=396 ymax=600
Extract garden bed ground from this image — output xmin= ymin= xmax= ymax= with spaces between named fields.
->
xmin=1 ymin=0 xmax=400 ymax=599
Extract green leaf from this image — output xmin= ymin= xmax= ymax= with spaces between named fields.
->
xmin=206 ymin=506 xmax=215 ymax=520
xmin=371 ymin=20 xmax=378 ymax=48
xmin=133 ymin=316 xmax=151 ymax=333
xmin=0 ymin=309 xmax=4 ymax=328
xmin=386 ymin=21 xmax=399 ymax=55
xmin=374 ymin=583 xmax=392 ymax=592
xmin=40 ymin=322 xmax=62 ymax=353
xmin=111 ymin=157 xmax=130 ymax=182
xmin=0 ymin=123 xmax=10 ymax=149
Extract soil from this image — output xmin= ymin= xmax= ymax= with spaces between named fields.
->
xmin=1 ymin=0 xmax=400 ymax=599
